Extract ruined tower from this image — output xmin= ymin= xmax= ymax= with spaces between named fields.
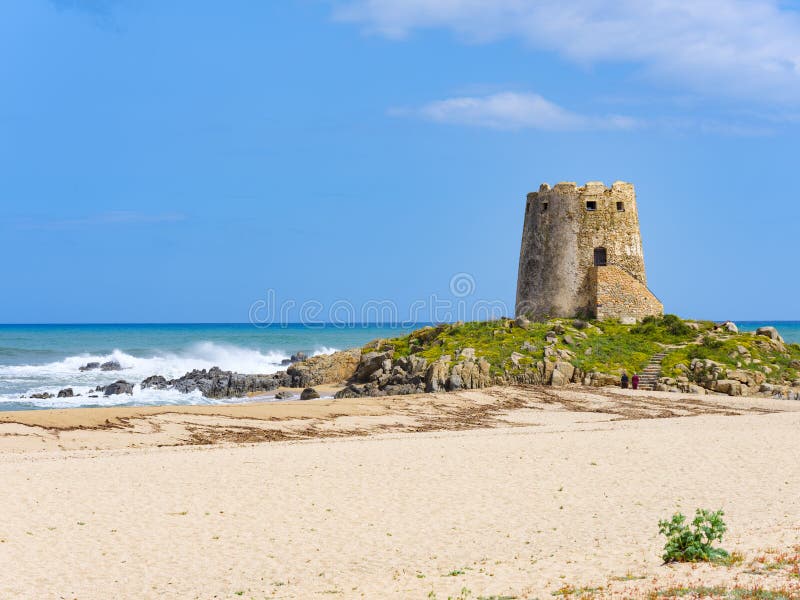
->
xmin=515 ymin=181 xmax=663 ymax=322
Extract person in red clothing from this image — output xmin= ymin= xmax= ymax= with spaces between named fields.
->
xmin=632 ymin=372 xmax=640 ymax=390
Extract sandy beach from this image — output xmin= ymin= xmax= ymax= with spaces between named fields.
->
xmin=1 ymin=386 xmax=799 ymax=599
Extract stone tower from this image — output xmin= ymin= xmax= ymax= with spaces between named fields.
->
xmin=515 ymin=181 xmax=662 ymax=322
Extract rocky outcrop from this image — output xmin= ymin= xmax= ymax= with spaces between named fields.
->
xmin=30 ymin=392 xmax=52 ymax=399
xmin=286 ymin=348 xmax=361 ymax=387
xmin=141 ymin=375 xmax=169 ymax=390
xmin=104 ymin=380 xmax=133 ymax=396
xmin=57 ymin=388 xmax=74 ymax=398
xmin=163 ymin=368 xmax=284 ymax=399
xmin=79 ymin=362 xmax=100 ymax=372
xmin=101 ymin=360 xmax=122 ymax=371
xmin=281 ymin=352 xmax=308 ymax=366
xmin=756 ymin=326 xmax=784 ymax=343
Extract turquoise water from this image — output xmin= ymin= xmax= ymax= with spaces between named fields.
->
xmin=0 ymin=321 xmax=796 ymax=411
xmin=737 ymin=321 xmax=800 ymax=344
xmin=0 ymin=324 xmax=419 ymax=410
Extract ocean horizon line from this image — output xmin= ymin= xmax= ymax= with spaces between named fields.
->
xmin=0 ymin=319 xmax=797 ymax=327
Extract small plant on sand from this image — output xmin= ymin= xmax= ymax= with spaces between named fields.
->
xmin=658 ymin=508 xmax=729 ymax=563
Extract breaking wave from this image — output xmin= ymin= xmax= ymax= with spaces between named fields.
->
xmin=0 ymin=342 xmax=339 ymax=409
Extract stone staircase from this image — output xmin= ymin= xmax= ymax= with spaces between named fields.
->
xmin=637 ymin=350 xmax=668 ymax=391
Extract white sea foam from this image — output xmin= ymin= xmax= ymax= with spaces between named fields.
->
xmin=0 ymin=342 xmax=340 ymax=408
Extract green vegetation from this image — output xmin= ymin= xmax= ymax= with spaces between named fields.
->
xmin=661 ymin=330 xmax=800 ymax=384
xmin=658 ymin=509 xmax=730 ymax=563
xmin=365 ymin=314 xmax=706 ymax=378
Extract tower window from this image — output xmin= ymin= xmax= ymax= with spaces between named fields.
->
xmin=593 ymin=247 xmax=607 ymax=267
xmin=616 ymin=201 xmax=625 ymax=212
xmin=586 ymin=200 xmax=597 ymax=211
xmin=526 ymin=202 xmax=530 ymax=214
xmin=541 ymin=202 xmax=548 ymax=212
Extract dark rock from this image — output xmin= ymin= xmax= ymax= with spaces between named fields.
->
xmin=163 ymin=367 xmax=281 ymax=398
xmin=141 ymin=375 xmax=168 ymax=390
xmin=104 ymin=380 xmax=133 ymax=396
xmin=300 ymin=387 xmax=320 ymax=400
xmin=57 ymin=388 xmax=74 ymax=398
xmin=30 ymin=392 xmax=52 ymax=399
xmin=290 ymin=352 xmax=307 ymax=363
xmin=79 ymin=362 xmax=100 ymax=372
xmin=100 ymin=360 xmax=122 ymax=371
xmin=274 ymin=391 xmax=293 ymax=400
xmin=572 ymin=319 xmax=588 ymax=329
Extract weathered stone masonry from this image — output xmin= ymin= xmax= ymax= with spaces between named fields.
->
xmin=516 ymin=181 xmax=663 ymax=322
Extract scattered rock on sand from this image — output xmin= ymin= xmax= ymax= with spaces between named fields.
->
xmin=300 ymin=387 xmax=320 ymax=400
xmin=274 ymin=391 xmax=293 ymax=400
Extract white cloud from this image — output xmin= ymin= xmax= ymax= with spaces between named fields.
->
xmin=335 ymin=0 xmax=800 ymax=104
xmin=393 ymin=91 xmax=638 ymax=130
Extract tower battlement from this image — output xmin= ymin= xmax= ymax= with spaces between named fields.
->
xmin=516 ymin=181 xmax=662 ymax=322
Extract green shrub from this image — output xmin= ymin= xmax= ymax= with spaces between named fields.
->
xmin=658 ymin=509 xmax=729 ymax=563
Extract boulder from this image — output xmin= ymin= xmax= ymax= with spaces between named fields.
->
xmin=57 ymin=388 xmax=74 ymax=398
xmin=354 ymin=350 xmax=394 ymax=383
xmin=300 ymin=387 xmax=320 ymax=400
xmin=30 ymin=392 xmax=52 ymax=399
xmin=713 ymin=379 xmax=742 ymax=396
xmin=458 ymin=347 xmax=476 ymax=360
xmin=100 ymin=360 xmax=122 ymax=371
xmin=719 ymin=321 xmax=738 ymax=333
xmin=510 ymin=352 xmax=524 ymax=368
xmin=448 ymin=357 xmax=491 ymax=391
xmin=562 ymin=334 xmax=575 ymax=346
xmin=288 ymin=348 xmax=361 ymax=387
xmin=274 ymin=391 xmax=293 ymax=400
xmin=104 ymin=380 xmax=133 ymax=396
xmin=514 ymin=316 xmax=531 ymax=330
xmin=425 ymin=356 xmax=451 ymax=392
xmin=756 ymin=326 xmax=784 ymax=343
xmin=79 ymin=362 xmax=100 ymax=372
xmin=521 ymin=341 xmax=536 ymax=353
xmin=141 ymin=375 xmax=168 ymax=390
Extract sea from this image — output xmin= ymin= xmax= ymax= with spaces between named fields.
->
xmin=0 ymin=321 xmax=797 ymax=411
xmin=0 ymin=323 xmax=419 ymax=411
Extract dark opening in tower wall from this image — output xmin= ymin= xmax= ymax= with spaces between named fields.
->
xmin=617 ymin=201 xmax=625 ymax=211
xmin=594 ymin=247 xmax=607 ymax=266
xmin=586 ymin=200 xmax=597 ymax=211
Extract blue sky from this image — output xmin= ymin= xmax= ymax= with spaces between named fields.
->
xmin=1 ymin=0 xmax=799 ymax=323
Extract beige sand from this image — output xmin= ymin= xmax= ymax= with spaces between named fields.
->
xmin=0 ymin=386 xmax=798 ymax=598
